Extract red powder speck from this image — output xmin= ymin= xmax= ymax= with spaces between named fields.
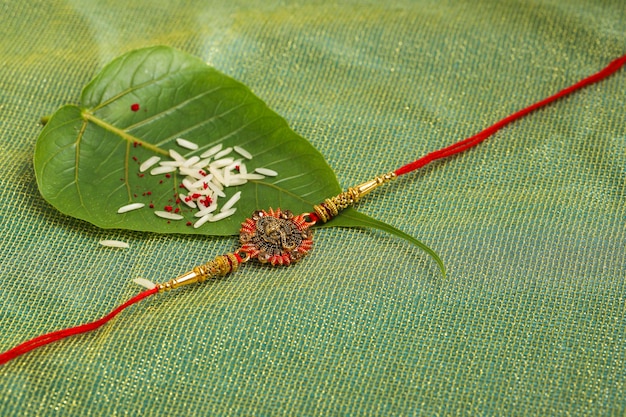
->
xmin=164 ymin=205 xmax=173 ymax=212
xmin=137 ymin=173 xmax=144 ymax=178
xmin=159 ymin=180 xmax=164 ymax=184
xmin=149 ymin=204 xmax=154 ymax=208
xmin=165 ymin=174 xmax=171 ymax=179
xmin=131 ymin=103 xmax=140 ymax=112
xmin=174 ymin=208 xmax=180 ymax=213
xmin=186 ymin=221 xmax=192 ymax=226
xmin=147 ymin=191 xmax=152 ymax=195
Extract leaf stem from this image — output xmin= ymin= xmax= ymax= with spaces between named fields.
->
xmin=81 ymin=110 xmax=169 ymax=156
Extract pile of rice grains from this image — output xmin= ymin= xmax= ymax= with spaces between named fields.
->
xmin=116 ymin=138 xmax=277 ymax=229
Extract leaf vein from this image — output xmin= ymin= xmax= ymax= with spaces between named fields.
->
xmin=123 ymin=86 xmax=226 ymax=132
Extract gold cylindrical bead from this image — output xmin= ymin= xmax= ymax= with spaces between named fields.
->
xmin=312 ymin=172 xmax=396 ymax=223
xmin=157 ymin=253 xmax=243 ymax=292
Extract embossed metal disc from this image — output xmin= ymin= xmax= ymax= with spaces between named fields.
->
xmin=239 ymin=208 xmax=314 ymax=266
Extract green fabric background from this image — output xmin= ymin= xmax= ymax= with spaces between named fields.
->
xmin=1 ymin=1 xmax=624 ymax=415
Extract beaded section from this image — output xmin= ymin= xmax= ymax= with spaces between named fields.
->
xmin=313 ymin=171 xmax=396 ymax=222
xmin=156 ymin=253 xmax=243 ymax=292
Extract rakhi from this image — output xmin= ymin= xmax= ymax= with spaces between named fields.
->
xmin=1 ymin=52 xmax=624 ymax=366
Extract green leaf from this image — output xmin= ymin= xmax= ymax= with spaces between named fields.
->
xmin=330 ymin=208 xmax=446 ymax=278
xmin=35 ymin=46 xmax=339 ymax=235
xmin=34 ymin=46 xmax=443 ymax=274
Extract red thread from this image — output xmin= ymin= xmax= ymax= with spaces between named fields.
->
xmin=1 ymin=54 xmax=624 ymax=367
xmin=0 ymin=288 xmax=158 ymax=366
xmin=394 ymin=54 xmax=626 ymax=176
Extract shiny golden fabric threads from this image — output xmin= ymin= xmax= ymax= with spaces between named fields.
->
xmin=313 ymin=172 xmax=396 ymax=222
xmin=156 ymin=252 xmax=246 ymax=292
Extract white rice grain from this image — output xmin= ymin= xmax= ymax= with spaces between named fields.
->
xmin=255 ymin=167 xmax=278 ymax=177
xmin=233 ymin=145 xmax=253 ymax=160
xmin=200 ymin=144 xmax=223 ymax=158
xmin=192 ymin=158 xmax=213 ymax=169
xmin=193 ymin=214 xmax=212 ymax=228
xmin=99 ymin=239 xmax=129 ymax=248
xmin=150 ymin=166 xmax=177 ymax=175
xmin=199 ymin=187 xmax=214 ymax=197
xmin=223 ymin=168 xmax=232 ymax=187
xmin=221 ymin=191 xmax=241 ymax=212
xmin=209 ymin=157 xmax=234 ymax=169
xmin=191 ymin=176 xmax=214 ymax=189
xmin=210 ymin=208 xmax=237 ymax=222
xmin=208 ymin=167 xmax=226 ymax=186
xmin=169 ymin=149 xmax=186 ymax=162
xmin=205 ymin=180 xmax=226 ymax=197
xmin=210 ymin=178 xmax=224 ymax=191
xmin=226 ymin=160 xmax=242 ymax=171
xmin=194 ymin=203 xmax=218 ymax=217
xmin=176 ymin=138 xmax=199 ymax=150
xmin=242 ymin=173 xmax=265 ymax=180
xmin=154 ymin=211 xmax=184 ymax=220
xmin=182 ymin=156 xmax=201 ymax=167
xmin=182 ymin=178 xmax=196 ymax=190
xmin=139 ymin=156 xmax=161 ymax=172
xmin=179 ymin=167 xmax=206 ymax=179
xmin=226 ymin=178 xmax=247 ymax=186
xmin=133 ymin=278 xmax=156 ymax=289
xmin=180 ymin=194 xmax=197 ymax=208
xmin=117 ymin=203 xmax=145 ymax=213
xmin=158 ymin=160 xmax=184 ymax=167
xmin=214 ymin=147 xmax=233 ymax=159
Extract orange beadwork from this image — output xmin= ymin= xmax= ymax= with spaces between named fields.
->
xmin=239 ymin=208 xmax=315 ymax=266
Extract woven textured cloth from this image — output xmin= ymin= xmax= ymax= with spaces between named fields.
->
xmin=1 ymin=1 xmax=625 ymax=415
